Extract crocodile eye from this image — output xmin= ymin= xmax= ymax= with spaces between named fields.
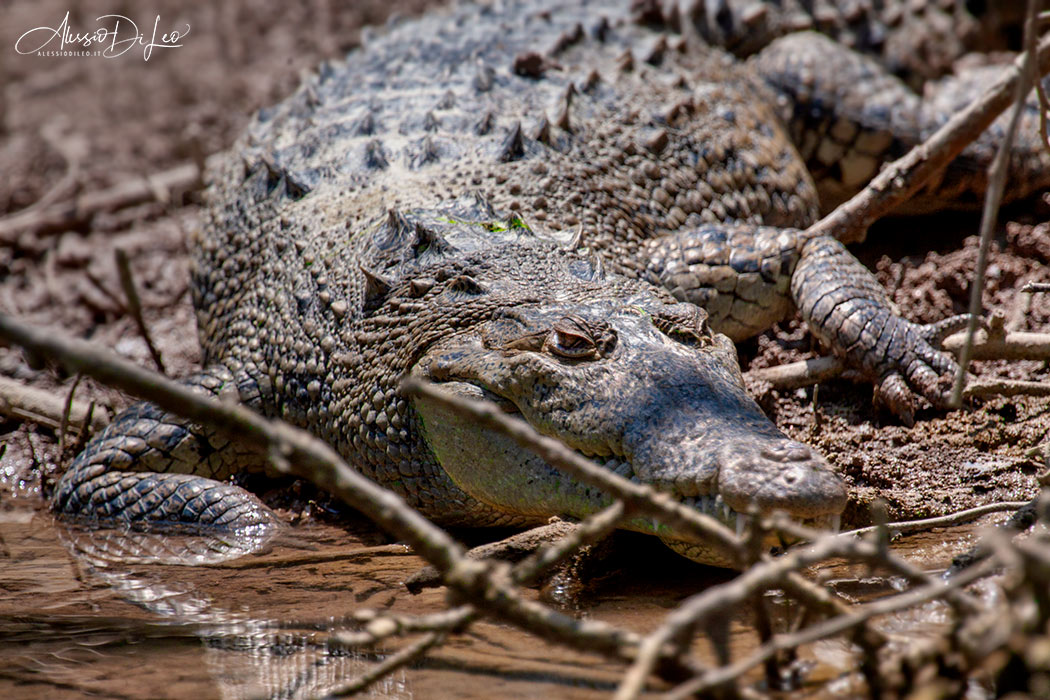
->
xmin=545 ymin=316 xmax=599 ymax=359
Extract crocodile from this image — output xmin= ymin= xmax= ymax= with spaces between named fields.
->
xmin=49 ymin=0 xmax=1048 ymax=566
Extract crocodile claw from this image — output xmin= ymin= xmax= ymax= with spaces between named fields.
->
xmin=792 ymin=236 xmax=979 ymax=424
xmin=874 ymin=314 xmax=983 ymax=424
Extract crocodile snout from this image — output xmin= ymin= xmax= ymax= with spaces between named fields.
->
xmin=717 ymin=438 xmax=847 ymax=519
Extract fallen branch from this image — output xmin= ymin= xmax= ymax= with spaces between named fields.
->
xmin=747 ymin=330 xmax=1050 ymax=391
xmin=663 ymin=557 xmax=999 ymax=700
xmin=951 ymin=0 xmax=1041 ymax=407
xmin=615 ymin=520 xmax=990 ymax=700
xmin=0 ymin=374 xmax=109 ymax=433
xmin=808 ymin=33 xmax=1050 ymax=245
xmin=114 ymin=248 xmax=165 ymax=374
xmin=0 ymin=157 xmax=218 ymax=244
xmin=844 ymin=500 xmax=1030 ymax=540
xmin=1022 ymin=281 xmax=1050 ymax=293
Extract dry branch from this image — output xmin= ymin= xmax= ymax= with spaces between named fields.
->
xmin=662 ymin=557 xmax=1000 ymax=700
xmin=114 ymin=248 xmax=165 ymax=374
xmin=950 ymin=0 xmax=1042 ymax=407
xmin=0 ymin=374 xmax=109 ymax=433
xmin=844 ymin=500 xmax=1030 ymax=539
xmin=809 ymin=33 xmax=1050 ymax=245
xmin=747 ymin=330 xmax=1050 ymax=392
xmin=0 ymin=157 xmax=218 ymax=244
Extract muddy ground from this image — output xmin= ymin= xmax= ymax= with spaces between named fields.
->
xmin=2 ymin=0 xmax=1049 ymax=556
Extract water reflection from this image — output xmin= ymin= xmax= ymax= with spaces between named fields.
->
xmin=2 ymin=511 xmax=411 ymax=700
xmin=0 ymin=502 xmax=1010 ymax=699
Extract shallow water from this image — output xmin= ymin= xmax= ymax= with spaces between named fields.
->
xmin=0 ymin=496 xmax=1007 ymax=699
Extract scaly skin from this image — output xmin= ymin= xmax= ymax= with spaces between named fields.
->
xmin=52 ymin=0 xmax=1046 ymax=565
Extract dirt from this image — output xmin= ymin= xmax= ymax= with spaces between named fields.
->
xmin=0 ymin=0 xmax=1048 ymax=634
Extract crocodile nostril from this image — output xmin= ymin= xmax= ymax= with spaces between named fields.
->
xmin=761 ymin=442 xmax=812 ymax=462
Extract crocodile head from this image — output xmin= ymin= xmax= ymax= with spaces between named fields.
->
xmin=410 ymin=278 xmax=847 ymax=567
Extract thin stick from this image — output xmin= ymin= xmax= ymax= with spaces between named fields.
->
xmin=329 ymin=631 xmax=446 ymax=697
xmin=0 ymin=374 xmax=108 ymax=433
xmin=1021 ymin=282 xmax=1050 ymax=293
xmin=951 ymin=0 xmax=1041 ymax=407
xmin=57 ymin=373 xmax=83 ymax=455
xmin=114 ymin=248 xmax=165 ymax=374
xmin=662 ymin=558 xmax=999 ymax=700
xmin=746 ymin=330 xmax=1050 ymax=391
xmin=843 ymin=501 xmax=1030 ymax=539
xmin=808 ymin=33 xmax=1050 ymax=245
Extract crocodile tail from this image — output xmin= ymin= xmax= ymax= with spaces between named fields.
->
xmin=52 ymin=365 xmax=280 ymax=535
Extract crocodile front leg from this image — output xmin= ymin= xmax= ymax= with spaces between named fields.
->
xmin=643 ymin=223 xmax=968 ymax=423
xmin=53 ymin=365 xmax=279 ymax=532
xmin=790 ymin=235 xmax=971 ymax=424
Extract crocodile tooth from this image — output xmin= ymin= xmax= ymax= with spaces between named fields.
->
xmin=831 ymin=514 xmax=841 ymax=533
xmin=700 ymin=495 xmax=711 ymax=514
xmin=722 ymin=503 xmax=731 ymax=522
xmin=498 ymin=121 xmax=525 ymax=162
xmin=736 ymin=513 xmax=747 ymax=537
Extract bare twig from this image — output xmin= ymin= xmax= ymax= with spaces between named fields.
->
xmin=56 ymin=373 xmax=83 ymax=455
xmin=843 ymin=500 xmax=1030 ymax=539
xmin=0 ymin=374 xmax=108 ymax=433
xmin=114 ymin=248 xmax=165 ymax=374
xmin=951 ymin=0 xmax=1042 ymax=407
xmin=0 ymin=159 xmax=212 ymax=244
xmin=941 ymin=329 xmax=1050 ymax=360
xmin=330 ymin=631 xmax=446 ymax=697
xmin=663 ymin=558 xmax=999 ymax=700
xmin=964 ymin=379 xmax=1050 ymax=397
xmin=1021 ymin=281 xmax=1050 ymax=293
xmin=746 ymin=330 xmax=1050 ymax=391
